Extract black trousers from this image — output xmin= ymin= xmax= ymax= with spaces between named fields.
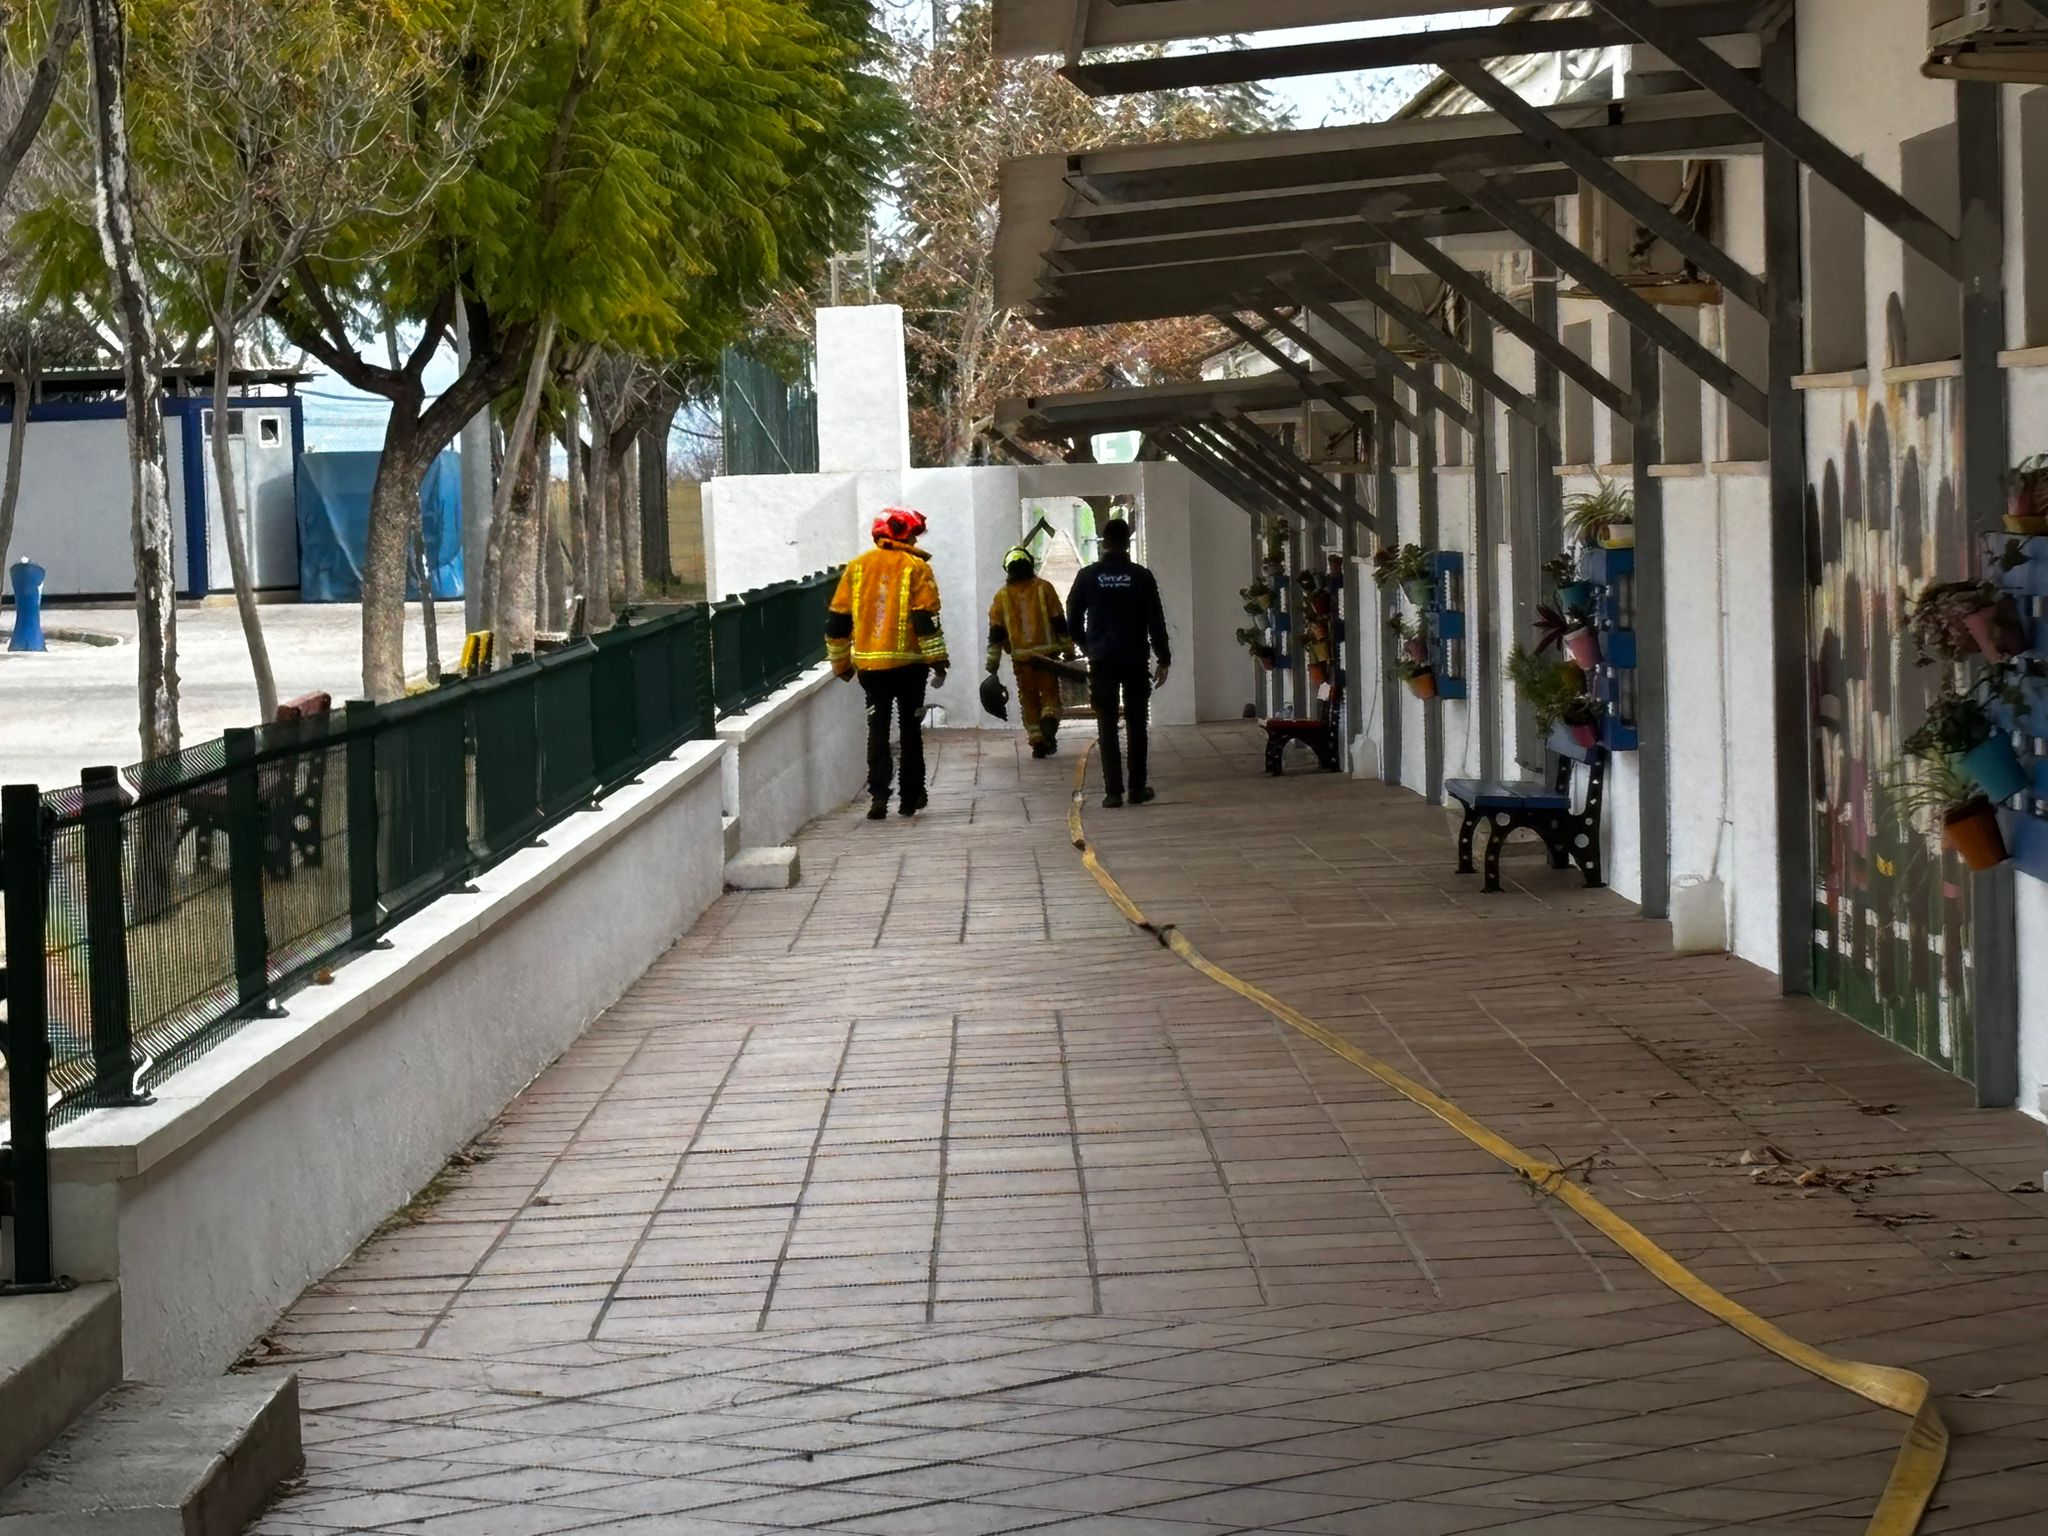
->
xmin=859 ymin=665 xmax=928 ymax=803
xmin=1089 ymin=666 xmax=1150 ymax=795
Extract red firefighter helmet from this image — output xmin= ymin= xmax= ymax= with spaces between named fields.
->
xmin=872 ymin=507 xmax=923 ymax=544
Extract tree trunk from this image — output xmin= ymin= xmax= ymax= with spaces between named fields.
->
xmin=0 ymin=0 xmax=84 ymax=209
xmin=86 ymin=0 xmax=179 ymax=759
xmin=638 ymin=398 xmax=678 ymax=587
xmin=363 ymin=423 xmax=428 ymax=700
xmin=583 ymin=426 xmax=611 ymax=633
xmin=210 ymin=315 xmax=278 ymax=720
xmin=618 ymin=438 xmax=642 ymax=604
xmin=493 ymin=433 xmax=542 ymax=658
xmin=479 ymin=312 xmax=556 ymax=637
xmin=412 ymin=506 xmax=441 ymax=684
xmin=561 ymin=409 xmax=582 ymax=635
xmin=0 ymin=354 xmax=38 ymax=584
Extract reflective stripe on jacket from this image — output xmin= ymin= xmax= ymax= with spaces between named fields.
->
xmin=827 ymin=541 xmax=947 ymax=672
xmin=986 ymin=577 xmax=1069 ymax=667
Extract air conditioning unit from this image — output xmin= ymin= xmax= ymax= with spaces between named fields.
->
xmin=1926 ymin=0 xmax=2048 ymax=82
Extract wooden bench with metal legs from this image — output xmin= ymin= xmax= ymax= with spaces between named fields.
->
xmin=1446 ymin=735 xmax=1607 ymax=894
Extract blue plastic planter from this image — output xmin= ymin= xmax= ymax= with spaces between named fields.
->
xmin=1962 ymin=735 xmax=2029 ymax=803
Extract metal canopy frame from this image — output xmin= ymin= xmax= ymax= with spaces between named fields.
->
xmin=985 ymin=0 xmax=2023 ymax=1099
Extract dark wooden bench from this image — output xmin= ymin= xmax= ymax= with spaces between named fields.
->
xmin=1263 ymin=717 xmax=1338 ymax=775
xmin=182 ymin=692 xmax=334 ymax=878
xmin=1446 ymin=733 xmax=1606 ymax=893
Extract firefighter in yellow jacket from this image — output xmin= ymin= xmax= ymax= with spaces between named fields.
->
xmin=985 ymin=545 xmax=1072 ymax=757
xmin=826 ymin=509 xmax=949 ymax=819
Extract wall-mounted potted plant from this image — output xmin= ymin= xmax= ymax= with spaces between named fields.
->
xmin=1544 ymin=552 xmax=1592 ymax=612
xmin=1884 ymin=755 xmax=2010 ymax=873
xmin=1508 ymin=643 xmax=1591 ymax=740
xmin=1263 ymin=517 xmax=1290 ymax=569
xmin=1388 ymin=612 xmax=1430 ymax=666
xmin=1400 ymin=658 xmax=1438 ymax=699
xmin=1906 ymin=579 xmax=2027 ymax=665
xmin=1240 ymin=579 xmax=1274 ymax=615
xmin=2007 ymin=454 xmax=2048 ymax=536
xmin=1236 ymin=626 xmax=1277 ymax=670
xmin=1565 ymin=478 xmax=1635 ymax=550
xmin=1905 ymin=683 xmax=2030 ymax=804
xmin=1560 ymin=695 xmax=1604 ymax=751
xmin=1372 ymin=542 xmax=1434 ymax=606
xmin=1534 ymin=600 xmax=1601 ymax=672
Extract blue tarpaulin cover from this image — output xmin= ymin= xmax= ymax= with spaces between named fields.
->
xmin=297 ymin=449 xmax=464 ymax=601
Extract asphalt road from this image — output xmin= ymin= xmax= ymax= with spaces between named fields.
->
xmin=0 ymin=600 xmax=465 ymax=791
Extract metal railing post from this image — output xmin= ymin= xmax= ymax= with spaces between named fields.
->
xmin=345 ymin=700 xmax=381 ymax=941
xmin=222 ymin=728 xmax=272 ymax=1009
xmin=78 ymin=767 xmax=145 ymax=1106
xmin=2 ymin=783 xmax=61 ymax=1291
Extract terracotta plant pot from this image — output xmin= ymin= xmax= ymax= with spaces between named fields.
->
xmin=1257 ymin=656 xmax=1275 ymax=672
xmin=1961 ymin=598 xmax=2024 ymax=663
xmin=1600 ymin=523 xmax=1636 ymax=549
xmin=1568 ymin=720 xmax=1601 ymax=750
xmin=1942 ymin=799 xmax=2009 ymax=872
xmin=1961 ymin=735 xmax=2028 ymax=802
xmin=1406 ymin=672 xmax=1438 ymax=700
xmin=1403 ymin=637 xmax=1430 ymax=665
xmin=1563 ymin=627 xmax=1602 ymax=670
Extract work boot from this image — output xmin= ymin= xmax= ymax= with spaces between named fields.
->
xmin=866 ymin=800 xmax=889 ymax=821
xmin=1030 ymin=740 xmax=1052 ymax=759
xmin=1041 ymin=716 xmax=1060 ymax=753
xmin=1130 ymin=785 xmax=1156 ymax=805
xmin=900 ymin=790 xmax=927 ymax=816
xmin=1101 ymin=790 xmax=1124 ymax=809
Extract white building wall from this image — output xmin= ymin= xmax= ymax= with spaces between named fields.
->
xmin=4 ymin=415 xmax=193 ymax=599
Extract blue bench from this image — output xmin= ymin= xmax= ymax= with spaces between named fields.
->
xmin=1446 ymin=733 xmax=1607 ymax=893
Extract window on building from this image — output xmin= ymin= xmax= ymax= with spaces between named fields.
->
xmin=1438 ymin=365 xmax=1464 ymax=467
xmin=1898 ymin=122 xmax=1960 ymax=365
xmin=1660 ymin=310 xmax=1704 ymax=464
xmin=1563 ymin=319 xmax=1594 ymax=465
xmin=1723 ymin=303 xmax=1768 ymax=461
xmin=1804 ymin=166 xmax=1867 ymax=371
xmin=258 ymin=416 xmax=281 ymax=446
xmin=2022 ymin=90 xmax=2048 ymax=347
xmin=201 ymin=409 xmax=245 ymax=439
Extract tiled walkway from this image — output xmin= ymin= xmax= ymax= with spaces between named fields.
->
xmin=258 ymin=727 xmax=2048 ymax=1534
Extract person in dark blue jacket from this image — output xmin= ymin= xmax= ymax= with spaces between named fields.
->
xmin=1066 ymin=518 xmax=1170 ymax=808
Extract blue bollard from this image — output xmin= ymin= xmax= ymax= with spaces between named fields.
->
xmin=8 ymin=558 xmax=46 ymax=652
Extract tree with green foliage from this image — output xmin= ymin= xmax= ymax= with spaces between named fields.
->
xmin=256 ymin=0 xmax=896 ymax=699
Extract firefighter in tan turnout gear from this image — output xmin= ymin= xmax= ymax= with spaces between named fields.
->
xmin=826 ymin=509 xmax=949 ymax=820
xmin=985 ymin=545 xmax=1073 ymax=758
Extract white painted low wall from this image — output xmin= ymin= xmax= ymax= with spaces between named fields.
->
xmin=720 ymin=663 xmax=868 ymax=848
xmin=44 ymin=741 xmax=730 ymax=1382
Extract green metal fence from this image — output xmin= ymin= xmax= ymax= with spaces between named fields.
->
xmin=3 ymin=576 xmax=838 ymax=1284
xmin=720 ymin=346 xmax=819 ymax=476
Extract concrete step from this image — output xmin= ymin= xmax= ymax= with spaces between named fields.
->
xmin=0 ymin=1373 xmax=301 ymax=1535
xmin=0 ymin=1283 xmax=122 ymax=1489
xmin=727 ymin=845 xmax=799 ymax=890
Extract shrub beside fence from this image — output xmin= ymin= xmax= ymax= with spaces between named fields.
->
xmin=0 ymin=570 xmax=837 ymax=1289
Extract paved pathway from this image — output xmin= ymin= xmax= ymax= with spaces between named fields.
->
xmin=257 ymin=727 xmax=2048 ymax=1534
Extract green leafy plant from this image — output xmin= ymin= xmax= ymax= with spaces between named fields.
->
xmin=1398 ymin=657 xmax=1435 ymax=681
xmin=1903 ymin=684 xmax=1995 ymax=761
xmin=1532 ymin=601 xmax=1590 ymax=655
xmin=1507 ymin=643 xmax=1589 ymax=735
xmin=1564 ymin=478 xmax=1634 ymax=545
xmin=1542 ymin=553 xmax=1578 ymax=588
xmin=1240 ymin=579 xmax=1274 ymax=615
xmin=1560 ymin=694 xmax=1603 ymax=730
xmin=1904 ymin=580 xmax=2004 ymax=665
xmin=1370 ymin=542 xmax=1430 ymax=590
xmin=2008 ymin=453 xmax=2048 ymax=530
xmin=1878 ymin=753 xmax=1985 ymax=832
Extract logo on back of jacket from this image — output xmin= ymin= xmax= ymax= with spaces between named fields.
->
xmin=1096 ymin=572 xmax=1134 ymax=589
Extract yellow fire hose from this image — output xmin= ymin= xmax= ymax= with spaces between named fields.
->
xmin=1067 ymin=749 xmax=1945 ymax=1536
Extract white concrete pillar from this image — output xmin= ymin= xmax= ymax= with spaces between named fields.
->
xmin=816 ymin=306 xmax=912 ymax=475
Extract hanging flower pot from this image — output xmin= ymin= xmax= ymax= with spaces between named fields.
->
xmin=1556 ymin=580 xmax=1593 ymax=611
xmin=1403 ymin=637 xmax=1430 ymax=665
xmin=1405 ymin=670 xmax=1438 ymax=701
xmin=1569 ymin=719 xmax=1601 ymax=750
xmin=1563 ymin=626 xmax=1602 ymax=670
xmin=1960 ymin=734 xmax=2028 ymax=802
xmin=1941 ymin=799 xmax=2009 ymax=872
xmin=1961 ymin=595 xmax=2026 ymax=663
xmin=2006 ymin=454 xmax=2048 ymax=535
xmin=1403 ymin=576 xmax=1436 ymax=607
xmin=1600 ymin=522 xmax=1636 ymax=550
xmin=2005 ymin=512 xmax=2048 ymax=536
